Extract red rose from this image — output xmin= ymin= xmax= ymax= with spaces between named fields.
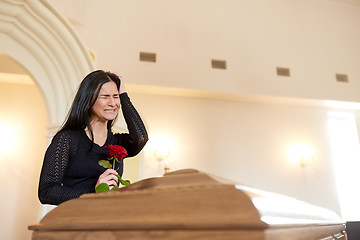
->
xmin=105 ymin=145 xmax=128 ymax=159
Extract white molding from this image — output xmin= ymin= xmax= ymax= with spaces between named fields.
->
xmin=126 ymin=83 xmax=360 ymax=110
xmin=0 ymin=0 xmax=94 ymax=128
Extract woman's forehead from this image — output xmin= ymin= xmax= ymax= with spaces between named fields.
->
xmin=99 ymin=81 xmax=118 ymax=93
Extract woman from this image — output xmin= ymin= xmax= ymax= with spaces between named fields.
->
xmin=38 ymin=70 xmax=148 ymax=205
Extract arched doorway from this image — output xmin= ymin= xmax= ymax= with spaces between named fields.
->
xmin=0 ymin=0 xmax=94 ymax=132
xmin=0 ymin=0 xmax=94 ymax=239
xmin=0 ymin=53 xmax=48 ymax=240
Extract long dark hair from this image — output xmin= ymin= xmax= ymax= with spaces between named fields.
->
xmin=59 ymin=70 xmax=121 ymax=141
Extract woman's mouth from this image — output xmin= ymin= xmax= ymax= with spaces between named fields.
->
xmin=104 ymin=109 xmax=116 ymax=113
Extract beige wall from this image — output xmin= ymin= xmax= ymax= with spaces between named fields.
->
xmin=48 ymin=0 xmax=360 ymax=216
xmin=0 ymin=82 xmax=47 ymax=240
xmin=0 ymin=79 xmax=347 ymax=239
xmin=128 ymin=90 xmax=343 ymax=215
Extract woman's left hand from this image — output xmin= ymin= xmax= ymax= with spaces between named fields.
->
xmin=115 ymin=73 xmax=126 ymax=94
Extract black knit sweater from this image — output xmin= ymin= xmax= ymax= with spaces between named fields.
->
xmin=38 ymin=93 xmax=148 ymax=205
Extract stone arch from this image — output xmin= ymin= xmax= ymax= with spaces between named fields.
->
xmin=0 ymin=0 xmax=94 ymax=133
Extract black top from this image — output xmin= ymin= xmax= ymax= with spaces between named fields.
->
xmin=38 ymin=93 xmax=148 ymax=205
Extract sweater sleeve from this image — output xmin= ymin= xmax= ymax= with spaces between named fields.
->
xmin=117 ymin=92 xmax=148 ymax=157
xmin=38 ymin=131 xmax=93 ymax=205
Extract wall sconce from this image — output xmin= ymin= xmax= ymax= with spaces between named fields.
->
xmin=154 ymin=147 xmax=171 ymax=173
xmin=288 ymin=144 xmax=315 ymax=167
xmin=148 ymin=136 xmax=175 ymax=174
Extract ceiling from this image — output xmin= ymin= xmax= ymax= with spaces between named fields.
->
xmin=1 ymin=0 xmax=360 ymax=86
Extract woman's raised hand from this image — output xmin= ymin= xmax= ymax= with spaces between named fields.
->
xmin=95 ymin=168 xmax=119 ymax=190
xmin=114 ymin=72 xmax=126 ymax=94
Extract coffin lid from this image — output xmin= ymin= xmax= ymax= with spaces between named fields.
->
xmin=29 ymin=169 xmax=343 ymax=231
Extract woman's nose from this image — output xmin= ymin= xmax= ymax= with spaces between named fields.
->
xmin=109 ymin=97 xmax=119 ymax=106
xmin=108 ymin=97 xmax=115 ymax=106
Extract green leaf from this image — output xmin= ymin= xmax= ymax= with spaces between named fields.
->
xmin=98 ymin=160 xmax=112 ymax=169
xmin=111 ymin=186 xmax=119 ymax=190
xmin=95 ymin=183 xmax=110 ymax=193
xmin=116 ymin=175 xmax=131 ymax=186
xmin=120 ymin=179 xmax=131 ymax=186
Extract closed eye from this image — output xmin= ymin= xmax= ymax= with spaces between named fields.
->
xmin=99 ymin=94 xmax=110 ymax=99
xmin=99 ymin=94 xmax=119 ymax=99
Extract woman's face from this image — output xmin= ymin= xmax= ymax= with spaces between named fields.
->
xmin=90 ymin=81 xmax=120 ymax=123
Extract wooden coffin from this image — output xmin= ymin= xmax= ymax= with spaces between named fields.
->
xmin=29 ymin=169 xmax=346 ymax=240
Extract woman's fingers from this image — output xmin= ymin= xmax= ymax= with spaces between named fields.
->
xmin=114 ymin=72 xmax=122 ymax=79
xmin=102 ymin=170 xmax=118 ymax=183
xmin=102 ymin=168 xmax=118 ymax=176
xmin=106 ymin=174 xmax=119 ymax=183
xmin=95 ymin=169 xmax=119 ymax=189
xmin=108 ymin=180 xmax=117 ymax=187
